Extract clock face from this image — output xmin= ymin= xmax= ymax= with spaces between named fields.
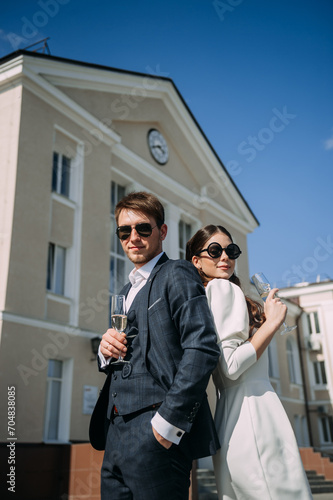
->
xmin=147 ymin=129 xmax=169 ymax=165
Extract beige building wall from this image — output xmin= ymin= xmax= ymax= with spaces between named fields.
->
xmin=280 ymin=281 xmax=333 ymax=452
xmin=0 ymin=84 xmax=22 ymax=311
xmin=0 ymin=52 xmax=259 ymax=445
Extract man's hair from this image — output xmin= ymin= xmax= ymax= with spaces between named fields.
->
xmin=115 ymin=191 xmax=165 ymax=227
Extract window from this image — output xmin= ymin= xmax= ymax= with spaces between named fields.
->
xmin=44 ymin=359 xmax=73 ymax=442
xmin=267 ymin=338 xmax=279 ymax=379
xmin=47 ymin=243 xmax=66 ymax=295
xmin=110 ymin=182 xmax=126 ymax=294
xmin=286 ymin=338 xmax=296 ymax=383
xmin=319 ymin=416 xmax=333 ymax=444
xmin=294 ymin=415 xmax=310 ymax=447
xmin=52 ymin=152 xmax=71 ymax=197
xmin=313 ymin=360 xmax=327 ymax=385
xmin=44 ymin=360 xmax=63 ymax=441
xmin=307 ymin=311 xmax=321 ymax=335
xmin=179 ymin=220 xmax=192 ymax=259
xmin=268 ymin=346 xmax=273 ymax=378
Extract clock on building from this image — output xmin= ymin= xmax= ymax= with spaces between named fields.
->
xmin=147 ymin=129 xmax=169 ymax=165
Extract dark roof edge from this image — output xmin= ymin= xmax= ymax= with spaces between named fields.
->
xmin=0 ymin=49 xmax=259 ymax=226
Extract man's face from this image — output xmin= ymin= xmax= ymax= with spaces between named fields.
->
xmin=117 ymin=209 xmax=167 ymax=268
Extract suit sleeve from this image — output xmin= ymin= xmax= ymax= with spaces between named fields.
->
xmin=155 ymin=260 xmax=220 ymax=433
xmin=206 ymin=279 xmax=256 ymax=381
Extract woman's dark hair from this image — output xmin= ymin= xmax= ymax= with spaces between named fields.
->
xmin=186 ymin=225 xmax=265 ymax=335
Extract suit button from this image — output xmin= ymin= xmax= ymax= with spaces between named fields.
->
xmin=112 ymin=392 xmax=117 ymax=397
xmin=194 ymin=402 xmax=200 ymax=408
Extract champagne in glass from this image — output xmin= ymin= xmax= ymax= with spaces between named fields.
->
xmin=111 ymin=294 xmax=128 ymax=362
xmin=111 ymin=314 xmax=127 ymax=333
xmin=251 ymin=273 xmax=297 ymax=335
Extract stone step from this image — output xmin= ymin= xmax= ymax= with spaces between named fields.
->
xmin=304 ymin=469 xmax=333 ymax=493
xmin=311 ymin=484 xmax=333 ymax=494
xmin=196 ymin=468 xmax=333 ymax=497
xmin=309 ymin=479 xmax=333 ymax=486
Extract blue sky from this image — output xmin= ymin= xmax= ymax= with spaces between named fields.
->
xmin=1 ymin=0 xmax=332 ymax=287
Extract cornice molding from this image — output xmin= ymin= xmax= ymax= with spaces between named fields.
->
xmin=113 ymin=144 xmax=255 ymax=234
xmin=1 ymin=53 xmax=258 ymax=231
xmin=21 ymin=55 xmax=257 ymax=228
xmin=0 ymin=310 xmax=98 ymax=339
xmin=280 ymin=282 xmax=333 ymax=297
xmin=0 ymin=55 xmax=121 ymax=147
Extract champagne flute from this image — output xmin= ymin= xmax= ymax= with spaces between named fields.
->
xmin=251 ymin=273 xmax=297 ymax=335
xmin=110 ymin=294 xmax=128 ymax=363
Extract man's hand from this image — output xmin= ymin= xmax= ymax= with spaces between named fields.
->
xmin=152 ymin=426 xmax=173 ymax=450
xmin=100 ymin=328 xmax=127 ymax=359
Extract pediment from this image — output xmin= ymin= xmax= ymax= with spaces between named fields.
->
xmin=52 ymin=84 xmax=244 ymax=219
xmin=14 ymin=55 xmax=257 ymax=231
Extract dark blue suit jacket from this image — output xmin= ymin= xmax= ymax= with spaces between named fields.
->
xmin=90 ymin=254 xmax=220 ymax=459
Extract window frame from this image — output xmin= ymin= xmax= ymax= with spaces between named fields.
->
xmin=313 ymin=360 xmax=328 ymax=386
xmin=319 ymin=415 xmax=333 ymax=444
xmin=286 ymin=337 xmax=297 ymax=384
xmin=52 ymin=151 xmax=71 ymax=198
xmin=306 ymin=310 xmax=321 ymax=335
xmin=178 ymin=220 xmax=192 ymax=259
xmin=47 ymin=242 xmax=66 ymax=295
xmin=44 ymin=360 xmax=63 ymax=441
xmin=43 ymin=359 xmax=73 ymax=443
xmin=109 ymin=181 xmax=127 ymax=294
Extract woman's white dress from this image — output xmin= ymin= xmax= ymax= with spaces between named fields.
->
xmin=206 ymin=279 xmax=312 ymax=500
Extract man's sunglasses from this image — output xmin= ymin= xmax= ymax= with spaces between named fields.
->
xmin=196 ymin=242 xmax=242 ymax=260
xmin=116 ymin=223 xmax=157 ymax=240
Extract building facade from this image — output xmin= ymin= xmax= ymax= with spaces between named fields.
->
xmin=0 ymin=50 xmax=259 ymax=446
xmin=279 ymin=279 xmax=333 ymax=453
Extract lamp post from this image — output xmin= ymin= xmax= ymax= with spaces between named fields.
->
xmin=90 ymin=336 xmax=101 ymax=361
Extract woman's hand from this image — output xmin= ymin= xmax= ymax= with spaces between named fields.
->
xmin=100 ymin=329 xmax=127 ymax=359
xmin=264 ymin=288 xmax=287 ymax=331
xmin=249 ymin=288 xmax=287 ymax=359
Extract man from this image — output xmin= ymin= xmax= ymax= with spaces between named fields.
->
xmin=89 ymin=191 xmax=220 ymax=500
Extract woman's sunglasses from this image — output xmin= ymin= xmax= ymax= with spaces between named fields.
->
xmin=196 ymin=242 xmax=242 ymax=260
xmin=116 ymin=223 xmax=157 ymax=240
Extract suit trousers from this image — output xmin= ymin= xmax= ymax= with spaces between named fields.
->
xmin=101 ymin=408 xmax=192 ymax=500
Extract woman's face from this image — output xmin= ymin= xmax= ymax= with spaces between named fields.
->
xmin=192 ymin=232 xmax=236 ymax=281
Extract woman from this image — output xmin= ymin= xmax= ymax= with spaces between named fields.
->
xmin=186 ymin=225 xmax=312 ymax=500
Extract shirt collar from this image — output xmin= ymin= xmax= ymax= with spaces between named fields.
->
xmin=128 ymin=252 xmax=164 ymax=285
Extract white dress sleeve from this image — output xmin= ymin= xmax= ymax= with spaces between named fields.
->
xmin=206 ymin=279 xmax=257 ymax=381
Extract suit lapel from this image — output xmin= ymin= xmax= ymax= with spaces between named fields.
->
xmin=137 ymin=253 xmax=169 ymax=357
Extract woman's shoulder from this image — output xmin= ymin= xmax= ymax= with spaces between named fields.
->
xmin=206 ymin=278 xmax=250 ymax=343
xmin=206 ymin=278 xmax=243 ymax=296
xmin=206 ymin=278 xmax=247 ymax=310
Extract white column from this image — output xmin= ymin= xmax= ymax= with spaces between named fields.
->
xmin=67 ymin=141 xmax=85 ymax=326
xmin=164 ymin=204 xmax=181 ymax=259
